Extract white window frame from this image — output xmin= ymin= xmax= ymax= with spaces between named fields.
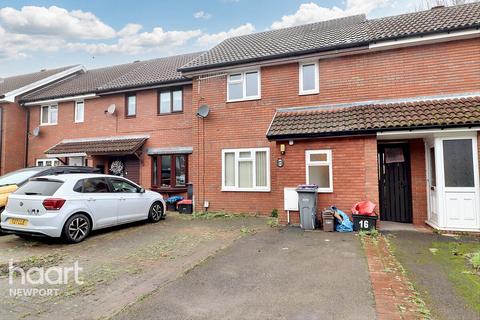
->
xmin=299 ymin=61 xmax=319 ymax=95
xmin=74 ymin=100 xmax=84 ymax=123
xmin=36 ymin=158 xmax=60 ymax=167
xmin=40 ymin=105 xmax=58 ymax=126
xmin=305 ymin=150 xmax=333 ymax=192
xmin=227 ymin=69 xmax=261 ymax=102
xmin=222 ymin=147 xmax=270 ymax=192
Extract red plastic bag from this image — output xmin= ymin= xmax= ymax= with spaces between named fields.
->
xmin=351 ymin=201 xmax=377 ymax=216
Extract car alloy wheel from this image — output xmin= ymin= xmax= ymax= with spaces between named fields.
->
xmin=149 ymin=202 xmax=163 ymax=222
xmin=65 ymin=214 xmax=91 ymax=243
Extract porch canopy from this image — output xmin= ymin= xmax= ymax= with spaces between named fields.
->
xmin=266 ymin=96 xmax=480 ymax=140
xmin=45 ymin=135 xmax=149 ymax=158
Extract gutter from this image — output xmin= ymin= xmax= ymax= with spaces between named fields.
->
xmin=95 ymin=80 xmax=193 ymax=96
xmin=266 ymin=123 xmax=480 ymax=141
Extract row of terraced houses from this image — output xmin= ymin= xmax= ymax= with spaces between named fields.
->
xmin=1 ymin=3 xmax=479 ymax=231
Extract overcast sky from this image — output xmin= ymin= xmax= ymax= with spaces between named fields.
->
xmin=0 ymin=0 xmax=459 ymax=77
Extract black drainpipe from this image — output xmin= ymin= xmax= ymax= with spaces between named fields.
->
xmin=24 ymin=104 xmax=30 ymax=168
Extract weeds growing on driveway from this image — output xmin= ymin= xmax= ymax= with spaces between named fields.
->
xmin=0 ymin=212 xmax=269 ymax=320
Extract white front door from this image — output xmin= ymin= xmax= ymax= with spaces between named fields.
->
xmin=426 ymin=141 xmax=439 ymax=225
xmin=440 ymin=137 xmax=479 ymax=230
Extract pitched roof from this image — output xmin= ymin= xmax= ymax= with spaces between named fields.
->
xmin=45 ymin=135 xmax=149 ymax=156
xmin=266 ymin=96 xmax=480 ymax=139
xmin=0 ymin=66 xmax=77 ymax=96
xmin=22 ymin=52 xmax=203 ymax=102
xmin=97 ymin=52 xmax=203 ymax=92
xmin=181 ymin=2 xmax=480 ymax=72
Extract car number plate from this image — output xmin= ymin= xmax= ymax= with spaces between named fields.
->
xmin=9 ymin=218 xmax=28 ymax=226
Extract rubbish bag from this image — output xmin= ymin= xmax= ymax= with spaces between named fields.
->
xmin=166 ymin=195 xmax=183 ymax=203
xmin=351 ymin=201 xmax=376 ymax=216
xmin=331 ymin=206 xmax=353 ymax=232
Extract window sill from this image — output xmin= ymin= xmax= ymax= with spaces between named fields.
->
xmin=316 ymin=189 xmax=333 ymax=193
xmin=226 ymin=97 xmax=261 ymax=103
xmin=221 ymin=188 xmax=271 ymax=193
xmin=299 ymin=91 xmax=319 ymax=96
xmin=157 ymin=111 xmax=184 ymax=116
xmin=152 ymin=186 xmax=188 ymax=193
xmin=74 ymin=121 xmax=84 ymax=124
xmin=40 ymin=123 xmax=57 ymax=126
xmin=125 ymin=115 xmax=136 ymax=118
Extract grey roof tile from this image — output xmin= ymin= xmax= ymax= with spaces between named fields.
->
xmin=22 ymin=52 xmax=203 ymax=102
xmin=0 ymin=66 xmax=76 ymax=96
xmin=181 ymin=3 xmax=480 ymax=72
xmin=267 ymin=97 xmax=480 ymax=139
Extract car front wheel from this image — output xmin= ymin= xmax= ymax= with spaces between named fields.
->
xmin=62 ymin=213 xmax=91 ymax=243
xmin=148 ymin=202 xmax=164 ymax=223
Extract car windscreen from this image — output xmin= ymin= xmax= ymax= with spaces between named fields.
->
xmin=14 ymin=179 xmax=64 ymax=196
xmin=0 ymin=169 xmax=43 ymax=187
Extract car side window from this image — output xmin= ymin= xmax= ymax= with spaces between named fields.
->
xmin=73 ymin=179 xmax=84 ymax=192
xmin=109 ymin=178 xmax=139 ymax=193
xmin=83 ymin=178 xmax=109 ymax=193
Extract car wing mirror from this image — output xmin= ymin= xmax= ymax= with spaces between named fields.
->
xmin=139 ymin=188 xmax=145 ymax=193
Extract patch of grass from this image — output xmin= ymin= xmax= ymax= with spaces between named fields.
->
xmin=468 ymin=250 xmax=480 ymax=271
xmin=0 ymin=253 xmax=64 ymax=277
xmin=270 ymin=208 xmax=278 ymax=218
xmin=358 ymin=228 xmax=379 ymax=238
xmin=428 ymin=241 xmax=480 ymax=313
xmin=267 ymin=217 xmax=279 ymax=228
xmin=240 ymin=226 xmax=255 ymax=235
xmin=190 ymin=211 xmax=235 ymax=220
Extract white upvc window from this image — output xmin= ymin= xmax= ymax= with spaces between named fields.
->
xmin=222 ymin=147 xmax=270 ymax=192
xmin=227 ymin=70 xmax=261 ymax=102
xmin=36 ymin=158 xmax=60 ymax=167
xmin=40 ymin=105 xmax=58 ymax=125
xmin=306 ymin=150 xmax=333 ymax=192
xmin=299 ymin=61 xmax=319 ymax=95
xmin=74 ymin=100 xmax=84 ymax=123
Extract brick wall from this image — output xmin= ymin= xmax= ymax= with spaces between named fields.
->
xmin=274 ymin=136 xmax=379 ymax=224
xmin=191 ymin=39 xmax=480 ymax=220
xmin=0 ymin=102 xmax=27 ymax=175
xmin=409 ymin=139 xmax=428 ymax=226
xmin=27 ymin=85 xmax=194 ymax=188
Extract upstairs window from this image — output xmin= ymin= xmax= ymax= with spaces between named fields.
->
xmin=227 ymin=70 xmax=260 ymax=102
xmin=222 ymin=148 xmax=270 ymax=192
xmin=74 ymin=100 xmax=84 ymax=123
xmin=126 ymin=94 xmax=136 ymax=117
xmin=159 ymin=88 xmax=183 ymax=114
xmin=299 ymin=61 xmax=319 ymax=95
xmin=40 ymin=105 xmax=58 ymax=125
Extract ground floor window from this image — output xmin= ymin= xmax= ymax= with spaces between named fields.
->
xmin=36 ymin=158 xmax=60 ymax=167
xmin=68 ymin=156 xmax=86 ymax=166
xmin=222 ymin=147 xmax=270 ymax=192
xmin=151 ymin=154 xmax=188 ymax=189
xmin=305 ymin=150 xmax=333 ymax=192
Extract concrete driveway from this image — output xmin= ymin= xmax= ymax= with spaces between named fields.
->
xmin=114 ymin=228 xmax=375 ymax=320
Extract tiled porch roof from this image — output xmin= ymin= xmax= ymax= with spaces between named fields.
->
xmin=45 ymin=135 xmax=149 ymax=156
xmin=267 ymin=96 xmax=480 ymax=140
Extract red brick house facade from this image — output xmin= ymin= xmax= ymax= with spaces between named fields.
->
xmin=179 ymin=4 xmax=480 ymax=231
xmin=2 ymin=3 xmax=479 ymax=231
xmin=20 ymin=53 xmax=201 ymax=198
xmin=0 ymin=66 xmax=84 ymax=175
